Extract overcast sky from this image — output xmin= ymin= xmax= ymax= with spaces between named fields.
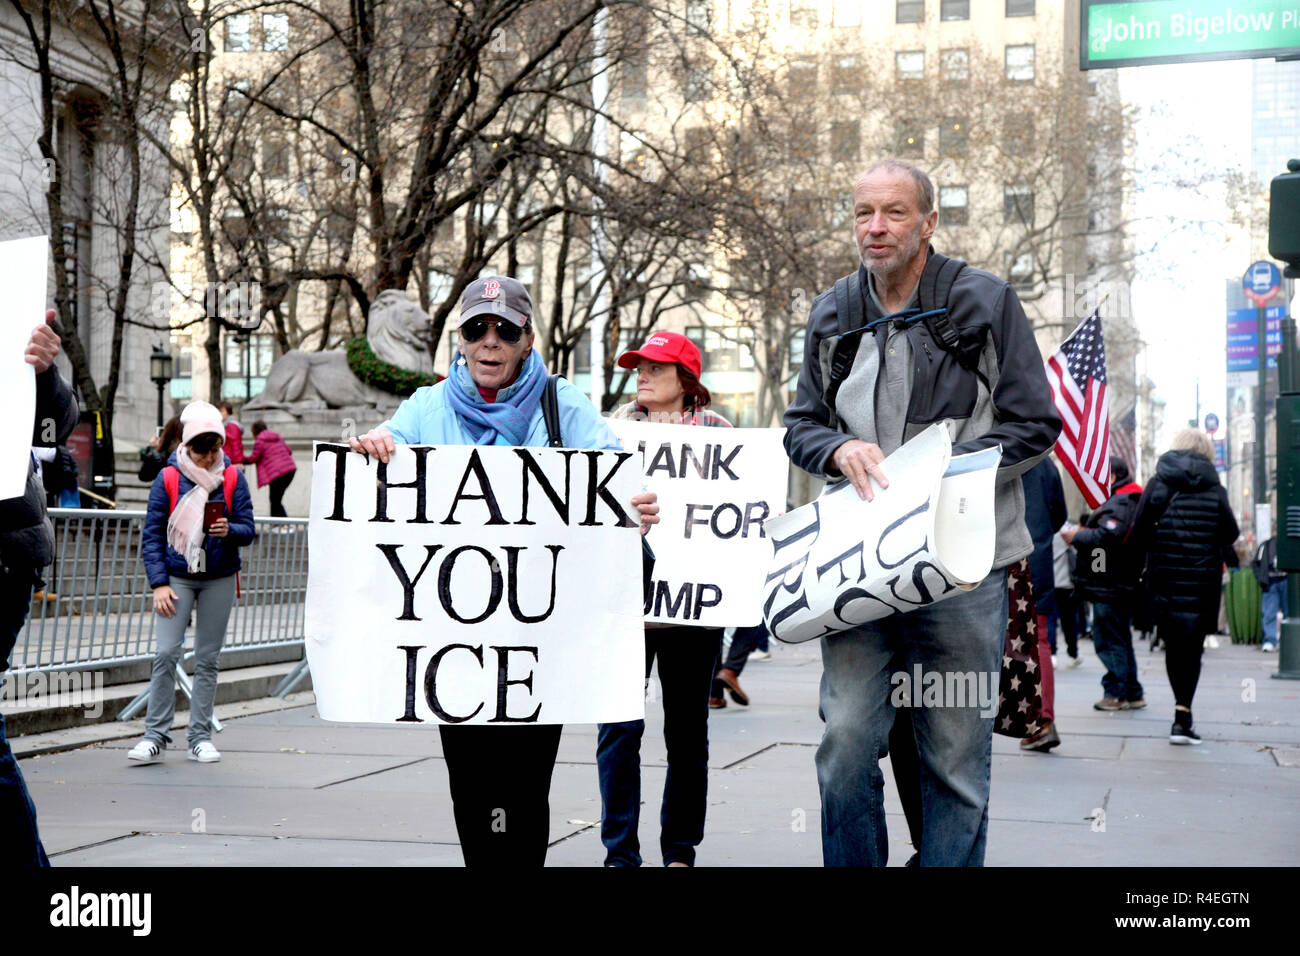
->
xmin=1120 ymin=58 xmax=1259 ymax=447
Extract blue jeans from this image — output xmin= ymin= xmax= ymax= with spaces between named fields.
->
xmin=815 ymin=569 xmax=1007 ymax=867
xmin=597 ymin=626 xmax=721 ymax=866
xmin=1 ymin=567 xmax=50 ymax=867
xmin=1262 ymin=580 xmax=1288 ymax=648
xmin=1091 ymin=599 xmax=1143 ymax=701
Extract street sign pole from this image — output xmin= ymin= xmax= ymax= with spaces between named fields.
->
xmin=1257 ymin=302 xmax=1269 ymax=510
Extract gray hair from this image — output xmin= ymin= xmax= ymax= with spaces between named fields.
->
xmin=858 ymin=160 xmax=935 ymax=216
xmin=1168 ymin=427 xmax=1213 ymax=460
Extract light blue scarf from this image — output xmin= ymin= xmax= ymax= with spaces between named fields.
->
xmin=445 ymin=349 xmax=548 ymax=445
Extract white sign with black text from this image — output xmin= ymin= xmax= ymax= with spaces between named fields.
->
xmin=0 ymin=236 xmax=48 ymax=500
xmin=762 ymin=423 xmax=1001 ymax=643
xmin=607 ymin=419 xmax=789 ymax=627
xmin=305 ymin=443 xmax=647 ymax=725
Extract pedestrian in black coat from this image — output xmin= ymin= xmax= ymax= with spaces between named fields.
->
xmin=1130 ymin=429 xmax=1240 ymax=745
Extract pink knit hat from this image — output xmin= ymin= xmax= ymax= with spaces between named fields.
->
xmin=180 ymin=400 xmax=226 ymax=445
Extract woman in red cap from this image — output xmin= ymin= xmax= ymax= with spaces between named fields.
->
xmin=597 ymin=330 xmax=730 ymax=867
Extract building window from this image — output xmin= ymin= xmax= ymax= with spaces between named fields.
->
xmin=832 ymin=54 xmax=860 ymax=93
xmin=895 ymin=120 xmax=924 ymax=156
xmin=1004 ymin=184 xmax=1034 ymax=225
xmin=686 ymin=0 xmax=710 ymax=34
xmin=262 ymin=134 xmax=289 ymax=178
xmin=224 ymin=332 xmax=275 ymax=379
xmin=428 ymin=270 xmax=454 ymax=304
xmin=1005 ymin=43 xmax=1035 ymax=82
xmin=789 ymin=57 xmax=818 ymax=97
xmin=1006 ymin=0 xmax=1035 ymax=16
xmin=895 ymin=50 xmax=924 ymax=81
xmin=265 ymin=206 xmax=292 ymax=242
xmin=939 ymin=117 xmax=967 ymax=156
xmin=897 ymin=0 xmax=924 ymax=23
xmin=1006 ymin=251 xmax=1034 ymax=289
xmin=939 ymin=185 xmax=968 ymax=225
xmin=940 ymin=47 xmax=968 ymax=84
xmin=832 ymin=120 xmax=860 ymax=163
xmin=622 ymin=50 xmax=647 ymax=106
xmin=262 ymin=13 xmax=289 ymax=50
xmin=684 ymin=126 xmax=712 ymax=162
xmin=790 ymin=0 xmax=818 ymax=28
xmin=683 ymin=263 xmax=711 ymax=302
xmin=1003 ymin=113 xmax=1034 ymax=153
xmin=940 ymin=0 xmax=969 ymax=19
xmin=684 ymin=61 xmax=711 ymax=102
xmin=224 ymin=14 xmax=250 ymax=52
xmin=832 ymin=0 xmax=860 ymax=27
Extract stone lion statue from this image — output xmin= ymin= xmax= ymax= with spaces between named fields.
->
xmin=245 ymin=290 xmax=435 ymax=410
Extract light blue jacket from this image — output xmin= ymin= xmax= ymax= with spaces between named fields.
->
xmin=380 ymin=365 xmax=622 ymax=451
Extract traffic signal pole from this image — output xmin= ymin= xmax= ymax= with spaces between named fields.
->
xmin=1276 ymin=280 xmax=1300 ymax=680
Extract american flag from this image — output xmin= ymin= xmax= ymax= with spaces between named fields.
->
xmin=1110 ymin=404 xmax=1138 ymax=481
xmin=1045 ymin=311 xmax=1110 ymax=508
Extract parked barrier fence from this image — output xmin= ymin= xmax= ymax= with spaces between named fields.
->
xmin=12 ymin=509 xmax=309 ymax=682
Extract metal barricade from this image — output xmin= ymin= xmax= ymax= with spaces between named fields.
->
xmin=12 ymin=509 xmax=309 ymax=680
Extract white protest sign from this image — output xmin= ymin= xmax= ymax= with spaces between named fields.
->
xmin=0 ymin=236 xmax=49 ymax=500
xmin=762 ymin=422 xmax=1001 ymax=643
xmin=607 ymin=419 xmax=789 ymax=627
xmin=305 ymin=442 xmax=647 ymax=725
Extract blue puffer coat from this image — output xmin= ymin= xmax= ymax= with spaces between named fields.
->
xmin=141 ymin=452 xmax=256 ymax=588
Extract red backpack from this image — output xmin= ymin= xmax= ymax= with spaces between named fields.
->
xmin=162 ymin=464 xmax=239 ymax=513
xmin=162 ymin=464 xmax=243 ymax=597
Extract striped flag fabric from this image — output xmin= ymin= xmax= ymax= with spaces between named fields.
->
xmin=1110 ymin=404 xmax=1138 ymax=480
xmin=1045 ymin=310 xmax=1110 ymax=508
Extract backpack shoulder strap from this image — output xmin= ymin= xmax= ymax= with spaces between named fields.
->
xmin=222 ymin=465 xmax=238 ymax=510
xmin=163 ymin=466 xmax=179 ymax=512
xmin=833 ymin=272 xmax=862 ymax=334
xmin=542 ymin=374 xmax=564 ymax=448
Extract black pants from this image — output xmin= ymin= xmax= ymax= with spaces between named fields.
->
xmin=889 ymin=707 xmax=924 ymax=852
xmin=268 ymin=472 xmax=294 ymax=517
xmin=0 ymin=565 xmax=49 ymax=867
xmin=438 ymin=723 xmax=563 ymax=867
xmin=710 ymin=622 xmax=766 ymax=696
xmin=1056 ymin=587 xmax=1083 ymax=657
xmin=597 ymin=625 xmax=721 ymax=866
xmin=1157 ymin=614 xmax=1205 ymax=709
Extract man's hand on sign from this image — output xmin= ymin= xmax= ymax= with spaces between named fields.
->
xmin=631 ymin=491 xmax=659 ymax=535
xmin=349 ymin=427 xmax=395 ymax=464
xmin=25 ymin=309 xmax=60 ymax=374
xmin=831 ymin=438 xmax=889 ymax=501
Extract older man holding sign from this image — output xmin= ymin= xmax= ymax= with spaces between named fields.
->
xmin=320 ymin=276 xmax=658 ymax=867
xmin=782 ymin=161 xmax=1059 ymax=867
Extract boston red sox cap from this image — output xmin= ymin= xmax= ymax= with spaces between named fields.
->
xmin=457 ymin=275 xmax=533 ymax=328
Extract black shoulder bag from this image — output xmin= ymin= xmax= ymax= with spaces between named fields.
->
xmin=541 ymin=374 xmax=656 ymax=604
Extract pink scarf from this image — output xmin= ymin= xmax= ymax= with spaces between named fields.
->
xmin=167 ymin=446 xmax=223 ymax=572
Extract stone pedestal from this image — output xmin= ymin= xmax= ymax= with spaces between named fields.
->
xmin=238 ymin=400 xmax=402 ymax=518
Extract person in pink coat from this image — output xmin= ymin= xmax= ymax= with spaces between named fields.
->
xmin=245 ymin=421 xmax=297 ymax=516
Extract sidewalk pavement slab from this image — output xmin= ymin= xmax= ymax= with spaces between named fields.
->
xmin=20 ymin=636 xmax=1300 ymax=866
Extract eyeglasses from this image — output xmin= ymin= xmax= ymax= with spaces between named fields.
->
xmin=460 ymin=317 xmax=527 ymax=345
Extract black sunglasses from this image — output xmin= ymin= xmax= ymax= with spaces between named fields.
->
xmin=460 ymin=317 xmax=528 ymax=344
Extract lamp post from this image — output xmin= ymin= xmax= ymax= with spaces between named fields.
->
xmin=150 ymin=344 xmax=173 ymax=428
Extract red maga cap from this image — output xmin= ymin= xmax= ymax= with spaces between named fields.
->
xmin=616 ymin=331 xmax=702 ymax=379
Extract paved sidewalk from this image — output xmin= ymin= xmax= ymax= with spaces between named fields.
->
xmin=18 ymin=635 xmax=1300 ymax=866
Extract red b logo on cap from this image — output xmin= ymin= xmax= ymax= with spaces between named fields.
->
xmin=482 ymin=279 xmax=501 ymax=299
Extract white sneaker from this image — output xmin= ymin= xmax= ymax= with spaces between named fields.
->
xmin=1050 ymin=654 xmax=1058 ymax=668
xmin=1204 ymin=635 xmax=1220 ymax=650
xmin=188 ymin=740 xmax=221 ymax=763
xmin=128 ymin=739 xmax=163 ymax=764
xmin=1262 ymin=643 xmax=1278 ymax=653
xmin=1066 ymin=655 xmax=1083 ymax=669
xmin=748 ymin=650 xmax=772 ymax=662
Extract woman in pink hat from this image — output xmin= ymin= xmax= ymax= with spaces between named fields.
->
xmin=130 ymin=401 xmax=256 ymax=765
xmin=597 ymin=331 xmax=731 ymax=867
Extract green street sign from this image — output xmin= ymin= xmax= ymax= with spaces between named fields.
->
xmin=1081 ymin=0 xmax=1300 ymax=69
